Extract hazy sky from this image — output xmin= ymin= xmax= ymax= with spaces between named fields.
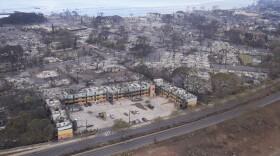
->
xmin=0 ymin=0 xmax=210 ymax=8
xmin=0 ymin=0 xmax=255 ymax=16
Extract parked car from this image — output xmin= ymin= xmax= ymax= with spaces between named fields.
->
xmin=142 ymin=117 xmax=148 ymax=122
xmin=131 ymin=110 xmax=136 ymax=115
xmin=86 ymin=124 xmax=94 ymax=128
xmin=135 ymin=110 xmax=140 ymax=114
xmin=130 ymin=120 xmax=136 ymax=125
xmin=87 ymin=102 xmax=92 ymax=106
xmin=124 ymin=112 xmax=128 ymax=116
xmin=148 ymin=104 xmax=154 ymax=109
xmin=136 ymin=119 xmax=141 ymax=124
xmin=75 ymin=117 xmax=82 ymax=121
xmin=180 ymin=104 xmax=187 ymax=110
xmin=110 ymin=114 xmax=115 ymax=119
xmin=84 ymin=103 xmax=88 ymax=107
xmin=132 ymin=97 xmax=142 ymax=102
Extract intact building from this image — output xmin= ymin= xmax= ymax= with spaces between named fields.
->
xmin=153 ymin=79 xmax=197 ymax=108
xmin=61 ymin=79 xmax=196 ymax=108
xmin=45 ymin=99 xmax=73 ymax=140
xmin=62 ymin=82 xmax=156 ymax=105
xmin=44 ymin=79 xmax=196 ymax=140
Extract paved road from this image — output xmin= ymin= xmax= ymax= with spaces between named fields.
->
xmin=77 ymin=92 xmax=280 ymax=156
xmin=23 ymin=91 xmax=280 ymax=156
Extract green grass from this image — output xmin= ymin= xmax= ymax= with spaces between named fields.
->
xmin=239 ymin=54 xmax=253 ymax=65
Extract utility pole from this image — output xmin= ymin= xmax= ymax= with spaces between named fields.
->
xmin=86 ymin=119 xmax=88 ymax=139
xmin=129 ymin=109 xmax=131 ymax=123
xmin=139 ymin=75 xmax=142 ymax=98
xmin=76 ymin=52 xmax=80 ymax=66
xmin=52 ymin=23 xmax=54 ymax=33
xmin=76 ymin=71 xmax=79 ymax=84
xmin=74 ymin=36 xmax=78 ymax=49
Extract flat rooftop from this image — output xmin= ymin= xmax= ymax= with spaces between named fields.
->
xmin=154 ymin=79 xmax=197 ymax=102
xmin=62 ymin=81 xmax=151 ymax=100
xmin=45 ymin=99 xmax=72 ymax=130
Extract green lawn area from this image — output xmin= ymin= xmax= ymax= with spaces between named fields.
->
xmin=239 ymin=54 xmax=253 ymax=65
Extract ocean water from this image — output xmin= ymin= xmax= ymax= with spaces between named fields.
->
xmin=0 ymin=0 xmax=255 ymax=17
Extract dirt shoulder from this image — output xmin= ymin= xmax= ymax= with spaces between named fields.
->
xmin=118 ymin=100 xmax=280 ymax=156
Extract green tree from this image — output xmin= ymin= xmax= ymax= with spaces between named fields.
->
xmin=170 ymin=110 xmax=181 ymax=117
xmin=112 ymin=119 xmax=132 ymax=141
xmin=87 ymin=30 xmax=99 ymax=44
xmin=153 ymin=116 xmax=163 ymax=141
xmin=0 ymin=90 xmax=53 ymax=149
xmin=0 ymin=45 xmax=24 ymax=68
xmin=153 ymin=116 xmax=163 ymax=131
xmin=267 ymin=39 xmax=280 ymax=78
xmin=24 ymin=95 xmax=31 ymax=109
xmin=170 ymin=31 xmax=183 ymax=52
xmin=27 ymin=119 xmax=54 ymax=144
xmin=172 ymin=66 xmax=195 ymax=89
xmin=118 ymin=26 xmax=128 ymax=39
xmin=133 ymin=62 xmax=155 ymax=80
xmin=160 ymin=67 xmax=172 ymax=82
xmin=56 ymin=29 xmax=75 ymax=50
xmin=161 ymin=24 xmax=173 ymax=37
xmin=130 ymin=36 xmax=153 ymax=58
xmin=0 ymin=12 xmax=47 ymax=25
xmin=42 ymin=34 xmax=53 ymax=54
xmin=211 ymin=73 xmax=241 ymax=98
xmin=115 ymin=39 xmax=127 ymax=50
xmin=4 ymin=112 xmax=30 ymax=137
xmin=161 ymin=14 xmax=174 ymax=23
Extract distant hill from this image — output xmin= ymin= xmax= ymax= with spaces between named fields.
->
xmin=0 ymin=12 xmax=47 ymax=25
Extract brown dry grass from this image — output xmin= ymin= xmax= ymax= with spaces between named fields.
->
xmin=116 ymin=100 xmax=280 ymax=156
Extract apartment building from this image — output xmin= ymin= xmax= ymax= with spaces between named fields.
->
xmin=45 ymin=99 xmax=73 ymax=140
xmin=153 ymin=79 xmax=197 ymax=107
xmin=61 ymin=79 xmax=197 ymax=108
xmin=62 ymin=82 xmax=156 ymax=105
xmin=44 ymin=80 xmax=196 ymax=140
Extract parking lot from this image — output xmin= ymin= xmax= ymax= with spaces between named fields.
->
xmin=68 ymin=96 xmax=175 ymax=133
